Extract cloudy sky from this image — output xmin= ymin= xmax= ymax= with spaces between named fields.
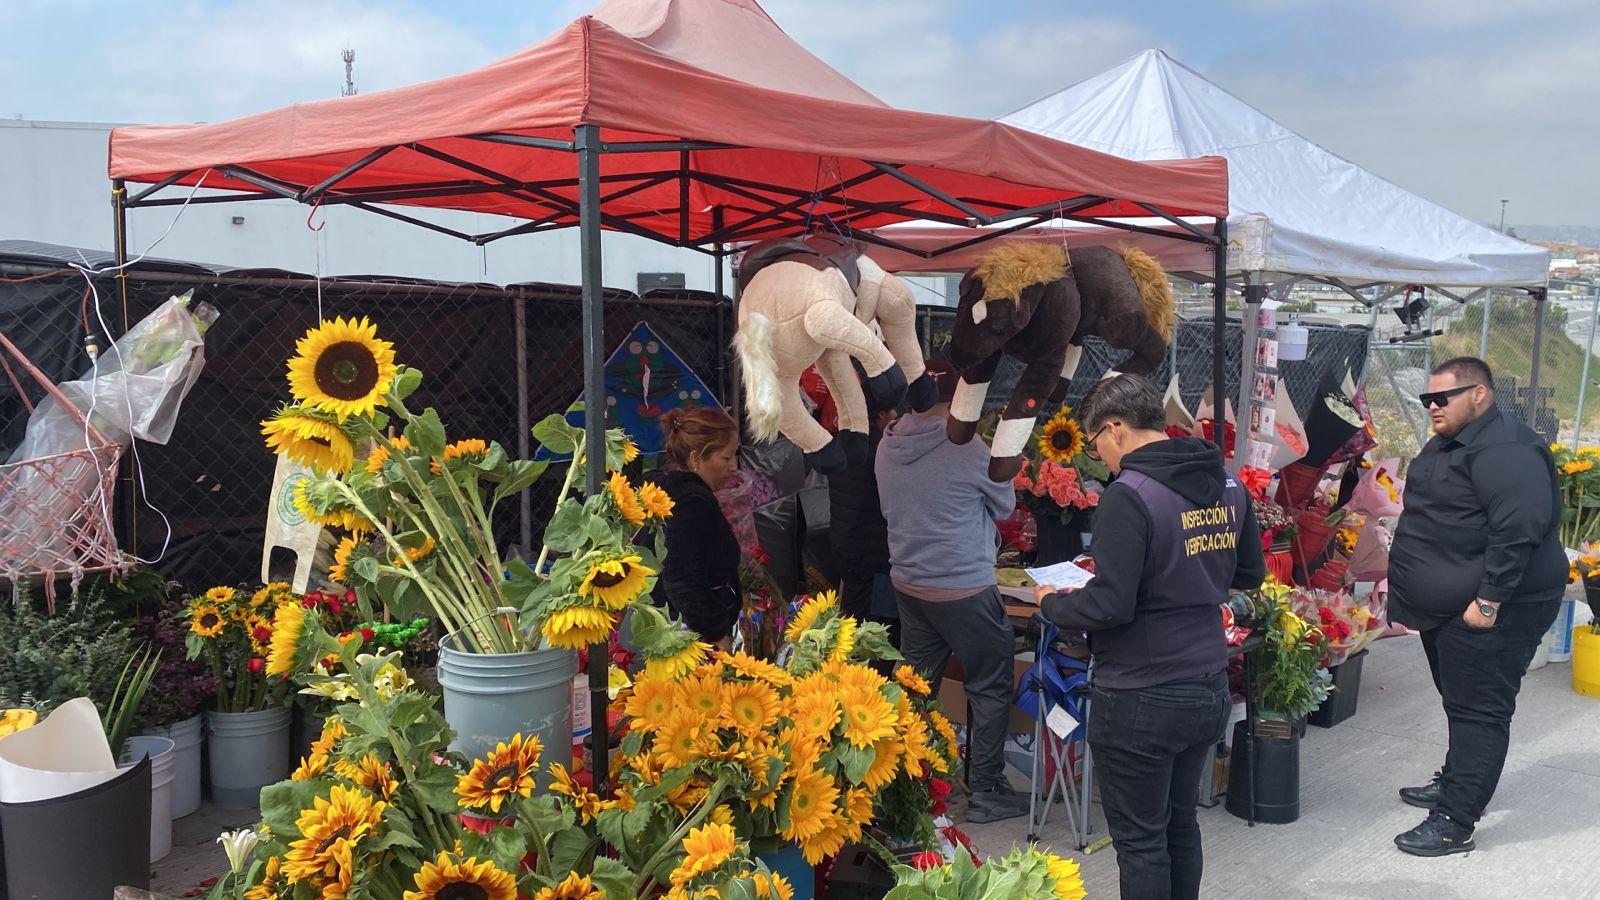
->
xmin=3 ymin=0 xmax=1593 ymax=226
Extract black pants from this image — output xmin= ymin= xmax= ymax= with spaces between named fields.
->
xmin=1419 ymin=599 xmax=1559 ymax=828
xmin=1089 ymin=673 xmax=1229 ymax=900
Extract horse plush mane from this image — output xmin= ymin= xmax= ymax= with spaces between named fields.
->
xmin=945 ymin=241 xmax=1177 ymax=481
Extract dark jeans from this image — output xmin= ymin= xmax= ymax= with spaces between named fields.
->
xmin=1089 ymin=672 xmax=1229 ymax=900
xmin=895 ymin=586 xmax=1014 ymax=791
xmin=1419 ymin=599 xmax=1560 ymax=828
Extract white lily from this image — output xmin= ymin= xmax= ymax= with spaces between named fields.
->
xmin=216 ymin=828 xmax=260 ymax=873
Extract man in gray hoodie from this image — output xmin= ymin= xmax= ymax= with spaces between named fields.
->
xmin=875 ymin=360 xmax=1025 ymax=823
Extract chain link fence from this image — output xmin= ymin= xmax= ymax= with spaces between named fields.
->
xmin=1 ymin=253 xmax=732 ymax=587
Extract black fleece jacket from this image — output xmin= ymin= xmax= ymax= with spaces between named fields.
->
xmin=646 ymin=469 xmax=742 ymax=641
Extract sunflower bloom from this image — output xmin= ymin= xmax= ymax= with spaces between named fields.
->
xmin=625 ymin=677 xmax=681 ymax=731
xmin=785 ymin=591 xmax=838 ymax=642
xmin=330 ymin=534 xmax=358 ymax=584
xmin=455 ymin=733 xmax=542 ymax=813
xmin=578 ymin=554 xmax=656 ymax=610
xmin=547 ymin=762 xmax=603 ymax=823
xmin=608 ymin=471 xmax=647 ymax=526
xmin=241 ymin=856 xmax=283 ymax=900
xmin=643 ymin=640 xmax=711 ymax=683
xmin=1039 ymin=407 xmax=1085 ymax=463
xmin=262 ymin=407 xmax=357 ymax=475
xmin=190 ymin=604 xmax=226 ymax=638
xmin=267 ymin=600 xmax=317 ymax=678
xmin=1046 ymin=853 xmax=1087 ymax=900
xmin=750 ymin=871 xmax=795 ymax=900
xmin=894 ymin=665 xmax=933 ymax=697
xmin=292 ymin=481 xmax=371 ymax=534
xmin=364 ymin=435 xmax=411 ymax=475
xmin=799 ymin=810 xmax=853 ymax=865
xmin=291 ymin=752 xmax=328 ymax=782
xmin=830 ymin=617 xmax=858 ymax=662
xmin=782 ymin=765 xmax=839 ymax=842
xmin=529 ymin=872 xmax=605 ymax=900
xmin=432 ymin=438 xmax=491 ymax=475
xmin=720 ymin=651 xmax=792 ymax=686
xmin=403 ymin=851 xmax=517 ymax=900
xmin=838 ymin=685 xmax=898 ymax=748
xmin=670 ymin=821 xmax=739 ymax=886
xmin=656 ymin=709 xmax=712 ymax=769
xmin=541 ymin=604 xmax=618 ymax=650
xmin=861 ymin=738 xmax=905 ymax=791
xmin=681 ymin=672 xmax=727 ymax=720
xmin=391 ymin=537 xmax=437 ymax=567
xmin=286 ymin=317 xmax=397 ymax=421
xmin=791 ymin=693 xmax=841 ymax=738
xmin=723 ymin=681 xmax=780 ymax=735
xmin=282 ymin=785 xmax=385 ymax=888
xmin=335 ymin=753 xmax=398 ymax=801
xmin=638 ymin=481 xmax=675 ymax=520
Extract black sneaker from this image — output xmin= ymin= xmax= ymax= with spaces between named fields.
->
xmin=1399 ymin=771 xmax=1442 ymax=810
xmin=967 ymin=784 xmax=1028 ymax=824
xmin=1394 ymin=812 xmax=1475 ymax=857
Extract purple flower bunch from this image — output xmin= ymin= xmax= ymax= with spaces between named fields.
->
xmin=132 ymin=599 xmax=218 ymax=728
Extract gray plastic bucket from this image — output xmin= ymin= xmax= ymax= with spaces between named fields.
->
xmin=205 ymin=706 xmax=291 ymax=809
xmin=140 ymin=713 xmax=203 ymax=817
xmin=437 ymin=634 xmax=576 ymax=770
xmin=120 ymin=736 xmax=175 ymax=862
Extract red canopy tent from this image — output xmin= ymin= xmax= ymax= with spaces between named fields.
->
xmin=106 ymin=0 xmax=1230 ymax=787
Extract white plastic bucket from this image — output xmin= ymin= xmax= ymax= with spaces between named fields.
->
xmin=206 ymin=706 xmax=291 ymax=809
xmin=140 ymin=713 xmax=202 ymax=817
xmin=120 ymin=735 xmax=175 ymax=862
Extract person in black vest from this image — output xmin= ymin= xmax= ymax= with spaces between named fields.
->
xmin=828 ymin=395 xmax=897 ymax=642
xmin=1035 ymin=374 xmax=1264 ymax=900
xmin=1387 ymin=357 xmax=1565 ymax=857
xmin=647 ymin=407 xmax=743 ymax=648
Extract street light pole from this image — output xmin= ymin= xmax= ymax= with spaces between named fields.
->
xmin=1498 ymin=199 xmax=1509 ymax=234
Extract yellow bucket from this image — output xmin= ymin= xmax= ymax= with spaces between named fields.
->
xmin=1574 ymin=627 xmax=1600 ymax=699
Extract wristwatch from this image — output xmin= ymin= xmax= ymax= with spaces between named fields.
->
xmin=1475 ymin=600 xmax=1499 ymax=618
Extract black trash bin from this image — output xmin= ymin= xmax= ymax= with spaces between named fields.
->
xmin=1225 ymin=719 xmax=1300 ymax=824
xmin=0 ymin=756 xmax=151 ymax=898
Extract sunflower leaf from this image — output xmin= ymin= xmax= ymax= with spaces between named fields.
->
xmin=391 ymin=366 xmax=423 ymax=402
xmin=532 ymin=413 xmax=581 ymax=456
xmin=589 ymin=855 xmax=635 ymax=899
xmin=839 ymin=744 xmax=877 ymax=785
xmin=543 ymin=500 xmax=590 ymax=553
xmin=354 ymin=556 xmax=381 ymax=583
xmin=620 ymin=730 xmax=644 ymax=759
xmin=403 ymin=409 xmax=448 ymax=460
xmin=494 ymin=460 xmax=548 ymax=504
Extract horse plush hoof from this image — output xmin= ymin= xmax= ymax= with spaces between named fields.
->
xmin=865 ymin=365 xmax=908 ymax=411
xmin=988 ymin=456 xmax=1025 ymax=483
xmin=835 ymin=430 xmax=870 ymax=468
xmin=803 ymin=439 xmax=849 ymax=475
xmin=947 ymin=419 xmax=978 ymax=445
xmin=905 ymin=372 xmax=938 ymax=413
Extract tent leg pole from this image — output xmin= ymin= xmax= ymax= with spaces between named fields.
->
xmin=1211 ymin=220 xmax=1229 ymax=430
xmin=1528 ymin=287 xmax=1547 ymax=429
xmin=515 ymin=292 xmax=532 ymax=557
xmin=576 ymin=124 xmax=610 ymax=795
xmin=1235 ymin=272 xmax=1263 ymax=469
xmin=111 ymin=179 xmax=138 ymax=557
xmin=1575 ymin=284 xmax=1599 ymax=444
xmin=1479 ymin=289 xmax=1493 ymax=358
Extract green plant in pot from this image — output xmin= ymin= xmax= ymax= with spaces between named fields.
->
xmin=103 ymin=647 xmax=162 ymax=762
xmin=1248 ymin=579 xmax=1333 ymax=727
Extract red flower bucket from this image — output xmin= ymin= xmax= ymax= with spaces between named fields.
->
xmin=1276 ymin=461 xmax=1327 ymax=510
xmin=1265 ymin=549 xmax=1294 ymax=585
xmin=1309 ymin=558 xmax=1349 ymax=592
xmin=1291 ymin=507 xmax=1338 ymax=569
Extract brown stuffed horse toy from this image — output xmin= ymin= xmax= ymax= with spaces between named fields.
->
xmin=947 ymin=243 xmax=1175 ymax=481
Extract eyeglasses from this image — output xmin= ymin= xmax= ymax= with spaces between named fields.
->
xmin=1084 ymin=424 xmax=1110 ymax=460
xmin=1418 ymin=385 xmax=1477 ymax=408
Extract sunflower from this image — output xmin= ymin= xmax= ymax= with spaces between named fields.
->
xmin=364 ymin=435 xmax=411 ymax=475
xmin=723 ymin=681 xmax=780 ymax=735
xmin=291 ymin=752 xmax=328 ymax=782
xmin=404 ymin=851 xmax=517 ymax=900
xmin=330 ymin=534 xmax=359 ymax=584
xmin=608 ymin=471 xmax=647 ymax=526
xmin=894 ymin=665 xmax=932 ymax=697
xmin=800 ymin=810 xmax=853 ymax=866
xmin=1046 ymin=854 xmax=1087 ymax=900
xmin=670 ymin=821 xmax=739 ymax=886
xmin=625 ymin=677 xmax=681 ymax=730
xmin=638 ymin=481 xmax=675 ymax=520
xmin=242 ymin=856 xmax=283 ymax=900
xmin=829 ymin=617 xmax=858 ymax=662
xmin=190 ymin=604 xmax=226 ymax=638
xmin=578 ymin=554 xmax=656 ymax=609
xmin=782 ymin=765 xmax=839 ymax=842
xmin=785 ymin=591 xmax=837 ymax=643
xmin=335 ymin=753 xmax=398 ymax=801
xmin=823 ymin=659 xmax=887 ymax=694
xmin=861 ymin=738 xmax=905 ymax=791
xmin=262 ymin=407 xmax=357 ymax=475
xmin=391 ymin=537 xmax=437 ymax=567
xmin=431 ymin=438 xmax=491 ymax=475
xmin=1039 ymin=407 xmax=1085 ymax=463
xmin=282 ymin=785 xmax=386 ymax=888
xmin=838 ymin=685 xmax=898 ymax=748
xmin=248 ymin=584 xmax=281 ymax=609
xmin=529 ymin=872 xmax=606 ymax=900
xmin=929 ymin=710 xmax=958 ymax=754
xmin=643 ymin=640 xmax=711 ymax=683
xmin=541 ymin=604 xmax=618 ymax=650
xmin=681 ymin=672 xmax=727 ymax=720
xmin=292 ymin=482 xmax=371 ymax=534
xmin=547 ymin=762 xmax=603 ymax=824
xmin=286 ymin=317 xmax=397 ymax=421
xmin=750 ymin=871 xmax=794 ymax=900
xmin=455 ymin=733 xmax=542 ymax=813
xmin=720 ymin=651 xmax=793 ymax=687
xmin=791 ymin=693 xmax=841 ymax=738
xmin=656 ymin=709 xmax=713 ymax=769
xmin=267 ymin=600 xmax=320 ymax=678
xmin=311 ymin=717 xmax=348 ymax=756
xmin=621 ymin=439 xmax=641 ymax=464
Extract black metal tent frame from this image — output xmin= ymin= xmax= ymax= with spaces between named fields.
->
xmin=112 ymin=124 xmax=1229 ymax=791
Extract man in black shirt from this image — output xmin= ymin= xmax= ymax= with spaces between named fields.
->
xmin=1388 ymin=356 xmax=1565 ymax=857
xmin=1036 ymin=375 xmax=1264 ymax=900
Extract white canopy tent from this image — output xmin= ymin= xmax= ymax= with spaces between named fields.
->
xmin=868 ymin=49 xmax=1553 ymax=458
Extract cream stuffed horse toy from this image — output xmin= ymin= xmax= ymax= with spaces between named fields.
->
xmin=734 ymin=235 xmax=935 ymax=473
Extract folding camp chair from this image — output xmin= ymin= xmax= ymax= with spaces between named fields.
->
xmin=1016 ymin=613 xmax=1093 ymax=849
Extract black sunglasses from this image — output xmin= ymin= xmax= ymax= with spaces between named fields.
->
xmin=1418 ymin=384 xmax=1478 ymax=408
xmin=1084 ymin=424 xmax=1110 ymax=460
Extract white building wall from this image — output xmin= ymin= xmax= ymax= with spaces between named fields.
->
xmin=1 ymin=119 xmax=956 ymax=305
